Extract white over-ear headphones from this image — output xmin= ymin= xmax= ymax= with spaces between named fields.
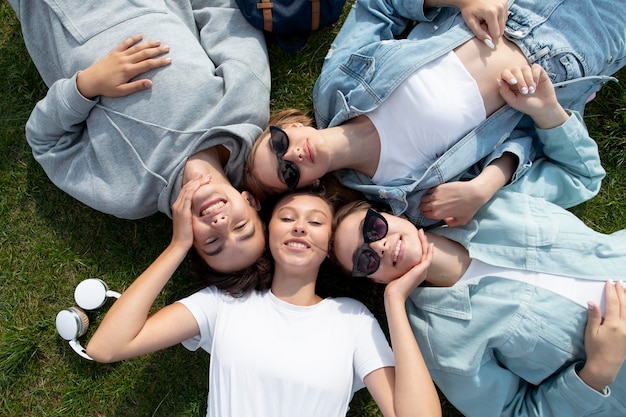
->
xmin=55 ymin=278 xmax=121 ymax=360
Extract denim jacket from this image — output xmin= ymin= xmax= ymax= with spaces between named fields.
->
xmin=313 ymin=0 xmax=622 ymax=226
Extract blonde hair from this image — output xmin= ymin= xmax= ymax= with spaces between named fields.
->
xmin=242 ymin=109 xmax=315 ymax=202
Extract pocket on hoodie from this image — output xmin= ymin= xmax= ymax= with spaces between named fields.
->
xmin=42 ymin=0 xmax=167 ymax=43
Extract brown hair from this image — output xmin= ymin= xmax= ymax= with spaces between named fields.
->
xmin=242 ymin=109 xmax=316 ymax=202
xmin=329 ymin=200 xmax=374 ymax=275
xmin=190 ymin=247 xmax=273 ymax=297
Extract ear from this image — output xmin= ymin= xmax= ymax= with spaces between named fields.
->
xmin=242 ymin=191 xmax=262 ymax=211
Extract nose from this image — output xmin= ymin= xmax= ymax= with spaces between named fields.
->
xmin=284 ymin=146 xmax=303 ymax=162
xmin=368 ymin=239 xmax=386 ymax=258
xmin=293 ymin=221 xmax=307 ymax=235
xmin=211 ymin=214 xmax=229 ymax=230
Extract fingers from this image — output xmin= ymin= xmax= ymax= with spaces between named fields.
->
xmin=114 ymin=34 xmax=144 ymax=52
xmin=499 ymin=66 xmax=537 ymax=95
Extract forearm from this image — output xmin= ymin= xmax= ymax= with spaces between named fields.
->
xmin=385 ymin=295 xmax=441 ymax=417
xmin=86 ymin=243 xmax=189 ymax=362
xmin=473 ymin=152 xmax=517 ymax=198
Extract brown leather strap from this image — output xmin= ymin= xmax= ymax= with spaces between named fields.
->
xmin=310 ymin=0 xmax=320 ymax=30
xmin=257 ymin=0 xmax=274 ymax=32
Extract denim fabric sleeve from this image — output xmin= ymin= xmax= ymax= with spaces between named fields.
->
xmin=506 ymin=111 xmax=605 ymax=208
xmin=431 ymin=360 xmax=609 ymax=417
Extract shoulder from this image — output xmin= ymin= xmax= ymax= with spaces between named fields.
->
xmin=323 ymin=297 xmax=374 ymax=317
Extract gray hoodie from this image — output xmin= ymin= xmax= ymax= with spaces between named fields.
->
xmin=11 ymin=0 xmax=270 ymax=219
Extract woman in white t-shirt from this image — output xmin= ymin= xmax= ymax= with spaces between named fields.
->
xmin=85 ymin=178 xmax=441 ymax=417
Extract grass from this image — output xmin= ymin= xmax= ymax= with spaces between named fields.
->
xmin=1 ymin=2 xmax=624 ymax=416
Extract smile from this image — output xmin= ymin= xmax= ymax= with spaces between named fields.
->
xmin=200 ymin=199 xmax=226 ymax=217
xmin=392 ymin=238 xmax=402 ymax=264
xmin=285 ymin=239 xmax=310 ymax=249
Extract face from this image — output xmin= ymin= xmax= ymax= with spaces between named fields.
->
xmin=268 ymin=194 xmax=332 ymax=273
xmin=251 ymin=124 xmax=330 ymax=194
xmin=191 ymin=185 xmax=265 ymax=273
xmin=334 ymin=209 xmax=423 ymax=284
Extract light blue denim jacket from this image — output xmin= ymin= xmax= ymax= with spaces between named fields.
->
xmin=313 ymin=0 xmax=624 ymax=226
xmin=408 ymin=188 xmax=626 ymax=416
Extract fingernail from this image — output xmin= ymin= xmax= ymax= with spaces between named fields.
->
xmin=587 ymin=302 xmax=595 ymax=310
xmin=483 ymin=38 xmax=495 ymax=49
xmin=163 ymin=45 xmax=170 ymax=52
xmin=528 ymin=86 xmax=536 ymax=94
xmin=497 ymin=78 xmax=502 ymax=87
xmin=520 ymin=87 xmax=528 ymax=95
xmin=510 ymin=78 xmax=518 ymax=85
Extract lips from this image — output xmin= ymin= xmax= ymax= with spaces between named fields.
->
xmin=304 ymin=140 xmax=315 ymax=163
xmin=285 ymin=239 xmax=310 ymax=249
xmin=392 ymin=237 xmax=403 ymax=265
xmin=200 ymin=198 xmax=226 ymax=217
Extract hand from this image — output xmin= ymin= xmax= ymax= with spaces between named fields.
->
xmin=578 ymin=281 xmax=626 ymax=392
xmin=170 ymin=174 xmax=212 ymax=251
xmin=457 ymin=0 xmax=508 ymax=46
xmin=384 ymin=229 xmax=433 ymax=300
xmin=76 ymin=34 xmax=172 ymax=99
xmin=420 ymin=181 xmax=485 ymax=227
xmin=498 ymin=64 xmax=569 ymax=129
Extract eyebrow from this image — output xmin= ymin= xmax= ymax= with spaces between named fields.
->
xmin=204 ymin=223 xmax=256 ymax=257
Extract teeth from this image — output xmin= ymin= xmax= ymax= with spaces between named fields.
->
xmin=287 ymin=242 xmax=308 ymax=249
xmin=201 ymin=201 xmax=225 ymax=216
xmin=393 ymin=239 xmax=401 ymax=263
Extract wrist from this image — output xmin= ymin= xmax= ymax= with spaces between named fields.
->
xmin=532 ymin=106 xmax=570 ymax=130
xmin=76 ymin=69 xmax=98 ymax=99
xmin=576 ymin=361 xmax=615 ymax=393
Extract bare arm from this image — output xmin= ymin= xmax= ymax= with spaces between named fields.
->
xmin=420 ymin=152 xmax=517 ymax=227
xmin=366 ymin=231 xmax=442 ymax=417
xmin=86 ymin=175 xmax=211 ymax=362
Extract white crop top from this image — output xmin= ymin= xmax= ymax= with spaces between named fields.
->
xmin=368 ymin=50 xmax=486 ymax=184
xmin=456 ymin=259 xmax=608 ymax=316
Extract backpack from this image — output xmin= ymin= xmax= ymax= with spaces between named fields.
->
xmin=235 ymin=0 xmax=347 ymax=51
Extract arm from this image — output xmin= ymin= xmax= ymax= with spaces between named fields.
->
xmin=366 ymin=231 xmax=442 ymax=417
xmin=498 ymin=64 xmax=605 ymax=207
xmin=85 ymin=175 xmax=211 ymax=362
xmin=420 ymin=152 xmax=517 ymax=227
xmin=420 ymin=64 xmax=603 ymax=224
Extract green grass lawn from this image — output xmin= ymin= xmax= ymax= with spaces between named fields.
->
xmin=1 ymin=2 xmax=624 ymax=416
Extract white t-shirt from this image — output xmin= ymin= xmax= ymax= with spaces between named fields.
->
xmin=457 ymin=259 xmax=608 ymax=316
xmin=368 ymin=50 xmax=486 ymax=184
xmin=177 ymin=287 xmax=394 ymax=417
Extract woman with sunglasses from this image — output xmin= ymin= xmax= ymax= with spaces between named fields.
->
xmin=329 ymin=69 xmax=626 ymax=414
xmin=244 ymin=0 xmax=624 ymax=227
xmin=8 ymin=0 xmax=270 ymax=275
xmin=331 ymin=198 xmax=626 ymax=417
xmin=85 ymin=179 xmax=442 ymax=417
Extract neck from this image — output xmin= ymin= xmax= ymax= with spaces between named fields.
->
xmin=271 ymin=266 xmax=322 ymax=306
xmin=326 ymin=116 xmax=381 ymax=177
xmin=183 ymin=146 xmax=229 ymax=184
xmin=424 ymin=232 xmax=471 ymax=287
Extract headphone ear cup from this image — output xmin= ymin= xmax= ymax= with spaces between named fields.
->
xmin=56 ymin=307 xmax=89 ymax=340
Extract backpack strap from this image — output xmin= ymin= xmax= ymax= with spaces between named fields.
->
xmin=257 ymin=0 xmax=274 ymax=32
xmin=310 ymin=0 xmax=320 ymax=30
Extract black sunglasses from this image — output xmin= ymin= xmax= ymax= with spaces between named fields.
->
xmin=269 ymin=126 xmax=300 ymax=192
xmin=351 ymin=209 xmax=389 ymax=278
